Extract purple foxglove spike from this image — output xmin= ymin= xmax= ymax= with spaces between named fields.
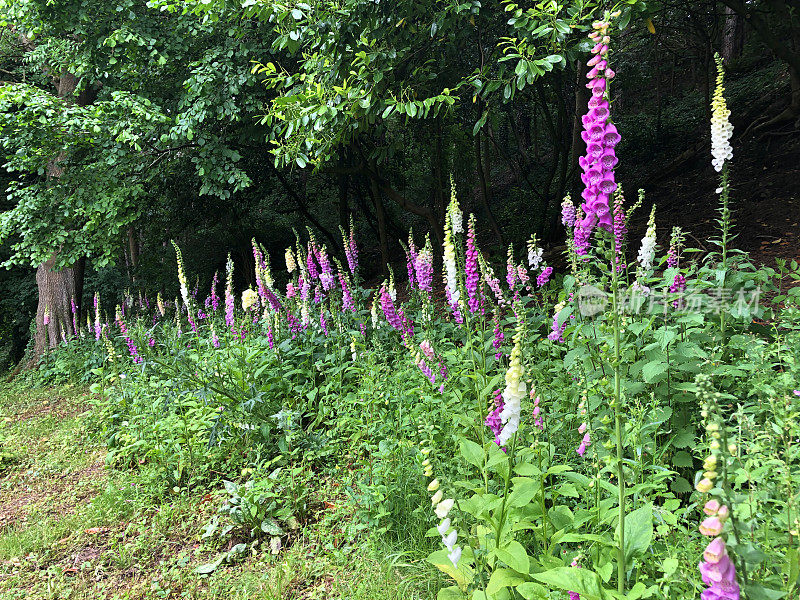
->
xmin=588 ymin=124 xmax=605 ymax=140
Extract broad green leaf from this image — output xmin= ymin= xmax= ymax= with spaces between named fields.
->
xmin=494 ymin=540 xmax=529 ymax=573
xmin=616 ymin=504 xmax=653 ymax=562
xmin=460 ymin=438 xmax=485 ymax=470
xmin=532 ymin=567 xmax=611 ymax=599
xmin=486 ymin=568 xmax=526 ymax=595
xmin=437 ymin=586 xmax=464 ymax=600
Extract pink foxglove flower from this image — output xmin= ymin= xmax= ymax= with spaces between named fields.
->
xmin=699 ymin=516 xmax=724 ymax=537
xmin=415 ymin=242 xmax=434 ymax=294
xmin=698 ymin=536 xmax=740 ymax=599
xmin=465 ymin=215 xmax=481 ymax=313
xmin=405 ymin=233 xmax=418 ymax=290
xmin=575 ymin=20 xmax=619 ymax=254
xmin=380 ymin=284 xmax=403 ymax=331
xmin=536 ymin=266 xmax=553 ymax=288
xmin=225 ymin=254 xmax=235 ymax=329
xmin=532 ymin=393 xmax=543 ymax=430
xmin=492 ymin=312 xmax=504 ymax=359
xmin=561 ymin=196 xmax=576 ymax=228
xmin=419 ymin=340 xmax=435 ymax=362
xmin=339 ymin=272 xmax=355 ymax=312
xmin=485 ymin=389 xmax=505 ymax=448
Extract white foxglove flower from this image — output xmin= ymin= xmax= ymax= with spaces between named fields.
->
xmin=242 ymin=289 xmax=258 ymax=311
xmin=498 ymin=324 xmax=526 ymax=445
xmin=437 ymin=518 xmax=451 ymax=535
xmin=527 ymin=235 xmax=543 ymax=270
xmin=443 ymin=529 xmax=458 ymax=551
xmin=448 ymin=546 xmax=462 ymax=568
xmin=447 ymin=175 xmax=463 ymax=235
xmin=443 ymin=227 xmax=460 ymax=306
xmin=285 ymin=248 xmax=296 ymax=272
xmin=710 ymin=57 xmax=733 ymax=173
xmin=435 ymin=498 xmax=454 ymax=519
xmin=370 ymin=295 xmax=379 ymax=329
xmin=431 ymin=489 xmax=443 ymax=506
xmin=636 ymin=206 xmax=657 ymax=272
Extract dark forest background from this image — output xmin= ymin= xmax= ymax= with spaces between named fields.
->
xmin=1 ymin=0 xmax=798 ymax=371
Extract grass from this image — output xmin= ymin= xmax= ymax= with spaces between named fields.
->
xmin=0 ymin=382 xmax=442 ymax=599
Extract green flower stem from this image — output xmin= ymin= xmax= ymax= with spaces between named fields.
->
xmin=611 ymin=243 xmax=626 ymax=595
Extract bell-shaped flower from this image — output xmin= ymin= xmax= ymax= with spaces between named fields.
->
xmin=437 ymin=518 xmax=451 ymax=536
xmin=435 ymin=498 xmax=455 ymax=519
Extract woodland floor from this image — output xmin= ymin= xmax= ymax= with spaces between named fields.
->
xmin=0 ymin=384 xmax=434 ymax=600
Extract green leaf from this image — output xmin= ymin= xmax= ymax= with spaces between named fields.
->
xmin=495 ymin=540 xmax=529 ymax=573
xmin=516 ymin=582 xmax=548 ymax=599
xmin=437 ymin=586 xmax=464 ymax=600
xmin=428 ymin=549 xmax=474 ymax=589
xmin=661 ymin=557 xmax=679 ymax=576
xmin=194 ymin=554 xmax=224 ymax=574
xmin=671 ymin=451 xmax=694 ymax=468
xmin=508 ymin=477 xmax=540 ymax=507
xmin=486 ymin=568 xmax=526 ymax=595
xmin=460 ymin=438 xmax=485 ymax=470
xmin=260 ymin=519 xmax=285 ymax=535
xmin=670 ymin=477 xmax=692 ymax=494
xmin=532 ymin=567 xmax=611 ymax=599
xmin=641 ymin=361 xmax=667 ymax=383
xmin=743 ymin=584 xmax=786 ymax=600
xmin=671 ymin=429 xmax=695 ymax=448
xmin=616 ymin=504 xmax=653 ymax=562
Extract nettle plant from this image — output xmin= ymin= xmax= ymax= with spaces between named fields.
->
xmin=49 ymin=13 xmax=800 ymax=600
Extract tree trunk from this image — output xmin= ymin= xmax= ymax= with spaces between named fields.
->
xmin=32 ymin=70 xmax=88 ymax=360
xmin=338 ymin=152 xmax=350 ymax=231
xmin=474 ymin=108 xmax=504 ymax=247
xmin=35 ymin=254 xmax=78 ymax=353
xmin=722 ymin=5 xmax=745 ymax=65
xmin=569 ymin=59 xmax=589 ymax=179
xmin=128 ymin=226 xmax=139 ymax=269
xmin=368 ymin=179 xmax=390 ymax=277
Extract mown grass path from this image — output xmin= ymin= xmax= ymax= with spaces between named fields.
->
xmin=0 ymin=384 xmax=435 ymax=600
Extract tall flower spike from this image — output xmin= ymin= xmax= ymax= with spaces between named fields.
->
xmin=711 ymin=54 xmax=733 ymax=173
xmin=94 ymin=292 xmax=102 ymax=340
xmin=447 ymin=175 xmax=463 ymax=236
xmin=636 ymin=205 xmax=657 ymax=274
xmin=527 ymin=235 xmax=543 ymax=271
xmin=210 ymin=271 xmax=220 ymax=312
xmin=612 ymin=187 xmax=626 ymax=272
xmin=498 ymin=318 xmax=526 ymax=445
xmin=171 ymin=241 xmax=190 ymax=310
xmin=442 ymin=218 xmax=461 ymax=321
xmin=561 ymin=195 xmax=576 ymax=228
xmin=415 ymin=236 xmax=434 ymax=294
xmin=575 ymin=17 xmax=619 ymax=254
xmin=379 ymin=282 xmax=403 ymax=331
xmin=667 ymin=226 xmax=683 ymax=269
xmin=465 ymin=215 xmax=480 ymax=313
xmin=285 ymin=247 xmax=297 ymax=273
xmin=225 ymin=253 xmax=235 ymax=328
